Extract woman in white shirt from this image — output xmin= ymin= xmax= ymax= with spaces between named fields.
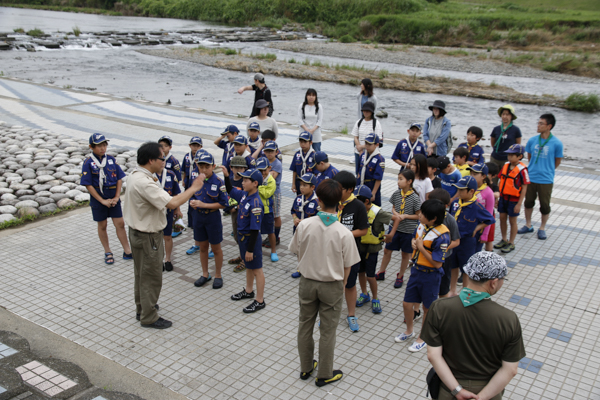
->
xmin=298 ymin=88 xmax=324 ymax=152
xmin=351 ymin=101 xmax=382 ymax=175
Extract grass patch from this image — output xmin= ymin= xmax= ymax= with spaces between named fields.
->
xmin=250 ymin=52 xmax=277 ymax=62
xmin=340 ymin=125 xmax=349 ymax=135
xmin=378 ymin=69 xmax=389 ymax=79
xmin=26 ymin=28 xmax=44 ymax=37
xmin=224 ymin=48 xmax=237 ymax=55
xmin=72 ymin=26 xmax=81 ymax=36
xmin=0 ymin=201 xmax=89 ymax=231
xmin=288 ymin=58 xmax=296 ymax=63
xmin=13 ymin=27 xmax=25 ymax=33
xmin=302 ymin=59 xmax=311 ymax=66
xmin=445 ymin=49 xmax=469 ymax=56
xmin=565 ymin=92 xmax=600 ymax=112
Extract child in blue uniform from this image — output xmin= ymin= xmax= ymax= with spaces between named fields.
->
xmin=438 ymin=156 xmax=462 ymax=202
xmin=313 ymin=151 xmax=339 ymax=188
xmin=447 ymin=176 xmax=495 ymax=296
xmin=247 ymin=121 xmax=262 ymax=153
xmin=221 ymin=156 xmax=249 ymax=272
xmin=356 ymin=133 xmax=385 ymax=206
xmin=226 ymin=135 xmax=256 ymax=174
xmin=290 ymin=131 xmax=316 ymax=194
xmin=262 ymin=140 xmax=283 ymax=247
xmin=290 ymin=173 xmax=319 ymax=279
xmin=227 ymin=169 xmax=266 ymax=314
xmin=213 ymin=125 xmax=238 ymax=166
xmin=457 ymin=126 xmax=485 ymax=166
xmin=256 ymin=157 xmax=279 ymax=262
xmin=391 ymin=123 xmax=427 ymax=171
xmin=155 ymin=164 xmax=182 ymax=272
xmin=158 ymin=135 xmax=181 ymax=181
xmin=190 ymin=152 xmax=230 ymax=290
xmin=182 ymin=136 xmax=203 ymax=254
xmin=81 ymin=133 xmax=132 ymax=265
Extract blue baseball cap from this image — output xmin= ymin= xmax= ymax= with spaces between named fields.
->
xmin=467 ymin=163 xmax=489 ymax=175
xmin=248 ymin=122 xmax=260 ymax=131
xmin=89 ymin=133 xmax=109 ymax=145
xmin=409 ymin=122 xmax=422 ymax=131
xmin=158 ymin=135 xmax=173 ymax=145
xmin=222 ymin=125 xmax=239 ymax=136
xmin=354 ymin=184 xmax=373 ymax=199
xmin=233 ymin=135 xmax=248 ymax=145
xmin=189 ymin=136 xmax=203 ymax=145
xmin=194 ymin=151 xmax=214 ymax=164
xmin=299 ymin=173 xmax=316 ymax=186
xmin=299 ymin=131 xmax=313 ymax=142
xmin=364 ymin=133 xmax=380 ymax=145
xmin=256 ymin=157 xmax=270 ymax=170
xmin=239 ymin=168 xmax=263 ymax=186
xmin=263 ymin=140 xmax=278 ymax=151
xmin=453 ymin=176 xmax=478 ymax=191
xmin=505 ymin=144 xmax=525 ymax=154
xmin=314 ymin=151 xmax=328 ymax=164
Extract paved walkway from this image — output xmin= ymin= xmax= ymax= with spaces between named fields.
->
xmin=2 ymin=78 xmax=600 ymax=399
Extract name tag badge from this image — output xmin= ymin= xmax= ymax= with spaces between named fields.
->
xmin=166 ymin=163 xmax=171 ymax=168
xmin=108 ymin=159 xmax=114 ymax=165
xmin=167 ymin=176 xmax=172 ymax=182
xmin=245 ymin=203 xmax=250 ymax=210
xmin=308 ymin=203 xmax=315 ymax=208
xmin=371 ymin=158 xmax=377 ymax=164
xmin=211 ymin=184 xmax=218 ymax=191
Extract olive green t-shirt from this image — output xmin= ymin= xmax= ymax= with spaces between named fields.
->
xmin=421 ymin=296 xmax=526 ymax=381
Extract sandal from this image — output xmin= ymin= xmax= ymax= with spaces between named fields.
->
xmin=228 ymin=256 xmax=243 ymax=265
xmin=104 ymin=252 xmax=114 ymax=265
xmin=233 ymin=261 xmax=246 ymax=273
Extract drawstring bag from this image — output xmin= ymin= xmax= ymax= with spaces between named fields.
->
xmin=426 ymin=367 xmax=441 ymax=399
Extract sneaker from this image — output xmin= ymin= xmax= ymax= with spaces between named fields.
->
xmin=171 ymin=231 xmax=182 ymax=238
xmin=136 ymin=304 xmax=159 ymax=321
xmin=141 ymin=317 xmax=172 ymax=329
xmin=291 ymin=271 xmax=302 ymax=278
xmin=375 ymin=271 xmax=385 ymax=281
xmin=271 ymin=253 xmax=279 ymax=262
xmin=501 ymin=243 xmax=515 ymax=253
xmin=315 ymin=370 xmax=343 ymax=387
xmin=356 ymin=293 xmax=371 ymax=307
xmin=413 ymin=310 xmax=422 ymax=321
xmin=243 ymin=300 xmax=265 ymax=313
xmin=164 ymin=261 xmax=173 ymax=272
xmin=193 ymin=275 xmax=212 ymax=287
xmin=394 ymin=274 xmax=404 ymax=289
xmin=457 ymin=274 xmax=463 ymax=284
xmin=394 ymin=332 xmax=414 ymax=343
xmin=264 ymin=238 xmax=280 ymax=248
xmin=408 ymin=341 xmax=427 ymax=352
xmin=261 ymin=237 xmax=270 ymax=247
xmin=518 ymin=225 xmax=534 ymax=234
xmin=186 ymin=245 xmax=200 ymax=255
xmin=493 ymin=239 xmax=509 ymax=249
xmin=231 ymin=288 xmax=255 ymax=301
xmin=208 ymin=251 xmax=214 ymax=258
xmin=371 ymin=299 xmax=382 ymax=314
xmin=346 ymin=316 xmax=359 ymax=332
xmin=300 ymin=360 xmax=318 ymax=380
xmin=538 ymin=230 xmax=547 ymax=240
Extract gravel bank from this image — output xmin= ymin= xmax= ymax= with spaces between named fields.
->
xmin=268 ymin=41 xmax=600 ymax=84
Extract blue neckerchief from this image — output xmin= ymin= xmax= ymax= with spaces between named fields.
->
xmin=317 ymin=211 xmax=337 ymax=226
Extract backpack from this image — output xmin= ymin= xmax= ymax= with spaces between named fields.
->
xmin=357 ymin=117 xmax=384 ymax=148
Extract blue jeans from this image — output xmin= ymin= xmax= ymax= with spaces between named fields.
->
xmin=312 ymin=142 xmax=321 ymax=152
xmin=354 ymin=153 xmax=361 ymax=176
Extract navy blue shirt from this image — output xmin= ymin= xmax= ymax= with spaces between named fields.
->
xmin=315 ymin=164 xmax=339 ymax=187
xmin=356 ymin=151 xmax=385 ymax=186
xmin=457 ymin=142 xmax=485 ymax=164
xmin=449 ymin=199 xmax=496 ymax=238
xmin=164 ymin=154 xmax=182 ymax=182
xmin=80 ymin=154 xmax=125 ymax=188
xmin=181 ymin=152 xmax=199 ymax=189
xmin=289 ymin=149 xmax=316 ymax=177
xmin=490 ymin=125 xmax=522 ymax=161
xmin=291 ymin=192 xmax=319 ymax=220
xmin=391 ymin=139 xmax=427 ymax=167
xmin=230 ymin=188 xmax=263 ymax=234
xmin=217 ymin=139 xmax=235 ymax=166
xmin=192 ymin=173 xmax=229 ymax=209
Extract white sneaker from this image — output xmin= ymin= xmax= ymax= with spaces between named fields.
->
xmin=408 ymin=341 xmax=427 ymax=352
xmin=394 ymin=332 xmax=414 ymax=343
xmin=349 ymin=159 xmax=355 ymax=164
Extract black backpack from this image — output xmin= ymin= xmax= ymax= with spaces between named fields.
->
xmin=357 ymin=117 xmax=383 ymax=148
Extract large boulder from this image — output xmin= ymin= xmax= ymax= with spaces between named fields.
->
xmin=39 ymin=203 xmax=58 ymax=214
xmin=5 ymin=176 xmax=22 ymax=184
xmin=50 ymin=193 xmax=69 ymax=202
xmin=15 ymin=189 xmax=34 ymax=196
xmin=0 ymin=188 xmax=14 ymax=195
xmin=35 ymin=190 xmax=52 ymax=197
xmin=1 ymin=199 xmax=19 ymax=206
xmin=49 ymin=185 xmax=69 ymax=194
xmin=57 ymin=198 xmax=77 ymax=209
xmin=22 ymin=179 xmax=38 ymax=186
xmin=66 ymin=189 xmax=83 ymax=199
xmin=15 ymin=200 xmax=39 ymax=209
xmin=0 ymin=214 xmax=16 ymax=223
xmin=37 ymin=175 xmax=55 ymax=183
xmin=33 ymin=184 xmax=52 ymax=192
xmin=75 ymin=193 xmax=90 ymax=202
xmin=1 ymin=193 xmax=16 ymax=201
xmin=36 ymin=197 xmax=55 ymax=205
xmin=15 ymin=167 xmax=35 ymax=175
xmin=17 ymin=206 xmax=39 ymax=218
xmin=0 ymin=205 xmax=17 ymax=215
xmin=17 ymin=195 xmax=37 ymax=201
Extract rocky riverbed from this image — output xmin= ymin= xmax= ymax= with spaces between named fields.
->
xmin=0 ymin=122 xmax=137 ymax=224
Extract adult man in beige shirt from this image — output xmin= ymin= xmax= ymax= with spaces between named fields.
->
xmin=288 ymin=179 xmax=360 ymax=387
xmin=124 ymin=142 xmax=204 ymax=329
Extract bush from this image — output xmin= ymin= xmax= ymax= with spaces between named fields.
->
xmin=340 ymin=34 xmax=356 ymax=43
xmin=565 ymin=92 xmax=600 ymax=112
xmin=26 ymin=28 xmax=44 ymax=37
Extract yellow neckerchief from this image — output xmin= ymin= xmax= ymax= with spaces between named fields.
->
xmin=399 ymin=188 xmax=415 ymax=214
xmin=455 ymin=195 xmax=478 ymax=219
xmin=475 ymin=183 xmax=488 ymax=197
xmin=338 ymin=194 xmax=356 ymax=219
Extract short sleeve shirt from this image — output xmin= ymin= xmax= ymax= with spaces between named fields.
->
xmin=291 ymin=193 xmax=319 ymax=220
xmin=357 ymin=152 xmax=385 ymax=184
xmin=80 ymin=154 xmax=125 ymax=188
xmin=389 ymin=190 xmax=421 ymax=234
xmin=315 ymin=164 xmax=339 ymax=187
xmin=449 ymin=200 xmax=496 ymax=238
xmin=391 ymin=139 xmax=427 ymax=164
xmin=338 ymin=198 xmax=369 ymax=248
xmin=157 ymin=169 xmax=181 ymax=197
xmin=289 ymin=149 xmax=316 ymax=176
xmin=164 ymin=154 xmax=182 ymax=182
xmin=413 ymin=223 xmax=451 ymax=263
xmin=192 ymin=173 xmax=229 ymax=208
xmin=217 ymin=140 xmax=235 ymax=166
xmin=181 ymin=152 xmax=199 ymax=189
xmin=439 ymin=169 xmax=463 ymax=198
xmin=490 ymin=125 xmax=522 ymax=161
xmin=443 ymin=213 xmax=460 ymax=257
xmin=525 ymin=134 xmax=563 ymax=184
xmin=269 ymin=158 xmax=283 ymax=194
xmin=230 ymin=189 xmax=263 ymax=233
xmin=457 ymin=143 xmax=485 ymax=164
xmin=123 ymin=168 xmax=172 ymax=233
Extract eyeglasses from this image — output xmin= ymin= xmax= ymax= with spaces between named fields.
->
xmin=157 ymin=157 xmax=165 ymax=161
xmin=537 ymin=122 xmax=547 ymax=126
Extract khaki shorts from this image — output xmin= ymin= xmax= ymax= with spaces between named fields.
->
xmin=524 ymin=183 xmax=553 ymax=215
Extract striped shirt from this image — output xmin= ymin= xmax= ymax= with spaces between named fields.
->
xmin=389 ymin=190 xmax=421 ymax=234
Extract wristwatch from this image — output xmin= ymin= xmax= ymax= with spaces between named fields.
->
xmin=451 ymin=385 xmax=463 ymax=396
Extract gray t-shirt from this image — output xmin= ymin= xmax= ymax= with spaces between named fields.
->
xmin=443 ymin=213 xmax=460 ymax=257
xmin=270 ymin=158 xmax=283 ymax=194
xmin=247 ymin=116 xmax=279 ymax=139
xmin=428 ymin=118 xmax=444 ymax=152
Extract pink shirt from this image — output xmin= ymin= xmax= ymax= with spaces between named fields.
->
xmin=476 ymin=186 xmax=495 ymax=242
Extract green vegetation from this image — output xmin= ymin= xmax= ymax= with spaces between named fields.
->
xmin=288 ymin=58 xmax=296 ymax=63
xmin=0 ymin=202 xmax=89 ymax=231
xmin=340 ymin=125 xmax=349 ymax=135
xmin=378 ymin=69 xmax=389 ymax=79
xmin=26 ymin=28 xmax=44 ymax=37
xmin=565 ymin=92 xmax=600 ymax=112
xmin=250 ymin=52 xmax=277 ymax=61
xmin=72 ymin=26 xmax=81 ymax=36
xmin=13 ymin=27 xmax=25 ymax=33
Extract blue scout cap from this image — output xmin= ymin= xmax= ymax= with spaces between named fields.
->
xmin=409 ymin=122 xmax=422 ymax=131
xmin=233 ymin=135 xmax=248 ymax=145
xmin=221 ymin=125 xmax=239 ymax=136
xmin=299 ymin=131 xmax=313 ymax=142
xmin=354 ymin=184 xmax=373 ymax=199
xmin=453 ymin=176 xmax=478 ymax=191
xmin=248 ymin=122 xmax=260 ymax=131
xmin=299 ymin=173 xmax=316 ymax=186
xmin=256 ymin=157 xmax=270 ymax=170
xmin=89 ymin=133 xmax=109 ymax=145
xmin=194 ymin=151 xmax=214 ymax=164
xmin=314 ymin=151 xmax=328 ymax=164
xmin=467 ymin=163 xmax=489 ymax=175
xmin=505 ymin=144 xmax=525 ymax=154
xmin=158 ymin=135 xmax=173 ymax=145
xmin=263 ymin=140 xmax=278 ymax=151
xmin=239 ymin=168 xmax=263 ymax=185
xmin=189 ymin=136 xmax=203 ymax=145
xmin=364 ymin=133 xmax=380 ymax=145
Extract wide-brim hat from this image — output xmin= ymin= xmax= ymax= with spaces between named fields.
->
xmin=428 ymin=100 xmax=446 ymax=113
xmin=498 ymin=104 xmax=517 ymax=120
xmin=361 ymin=101 xmax=375 ymax=113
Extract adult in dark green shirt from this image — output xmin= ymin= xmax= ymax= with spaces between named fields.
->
xmin=421 ymin=252 xmax=525 ymax=400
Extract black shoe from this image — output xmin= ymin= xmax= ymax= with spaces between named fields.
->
xmin=301 ymin=360 xmax=318 ymax=380
xmin=231 ymin=288 xmax=255 ymax=301
xmin=194 ymin=275 xmax=212 ymax=287
xmin=261 ymin=237 xmax=270 ymax=247
xmin=141 ymin=317 xmax=172 ymax=329
xmin=223 ymin=210 xmax=231 ymax=216
xmin=164 ymin=261 xmax=173 ymax=272
xmin=213 ymin=277 xmax=223 ymax=289
xmin=315 ymin=370 xmax=343 ymax=387
xmin=243 ymin=300 xmax=265 ymax=313
xmin=264 ymin=238 xmax=280 ymax=248
xmin=458 ymin=273 xmax=464 ymax=284
xmin=136 ymin=304 xmax=159 ymax=321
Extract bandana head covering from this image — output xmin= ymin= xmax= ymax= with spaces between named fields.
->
xmin=463 ymin=252 xmax=508 ymax=281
